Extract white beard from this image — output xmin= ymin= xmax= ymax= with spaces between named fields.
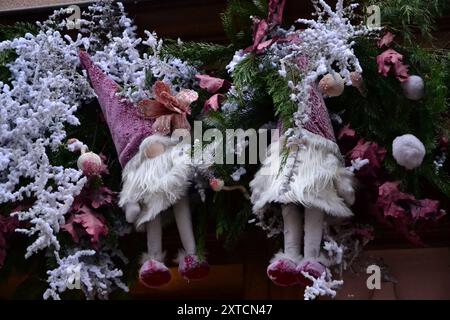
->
xmin=250 ymin=130 xmax=354 ymax=219
xmin=119 ymin=135 xmax=193 ymax=229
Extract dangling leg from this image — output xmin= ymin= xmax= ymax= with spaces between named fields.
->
xmin=297 ymin=207 xmax=326 ymax=285
xmin=283 ymin=203 xmax=303 ymax=259
xmin=124 ymin=202 xmax=140 ymax=224
xmin=146 ymin=215 xmax=163 ymax=260
xmin=139 ymin=215 xmax=171 ymax=288
xmin=304 ymin=207 xmax=324 ymax=260
xmin=173 ymin=195 xmax=196 ymax=255
xmin=173 ymin=195 xmax=209 ymax=281
xmin=267 ymin=204 xmax=303 ymax=286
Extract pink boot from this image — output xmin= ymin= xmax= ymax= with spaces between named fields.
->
xmin=296 ymin=260 xmax=326 ymax=287
xmin=178 ymin=254 xmax=210 ymax=281
xmin=139 ymin=259 xmax=171 ymax=288
xmin=267 ymin=258 xmax=300 ymax=287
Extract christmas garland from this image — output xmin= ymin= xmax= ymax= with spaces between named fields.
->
xmin=0 ymin=0 xmax=449 ymax=300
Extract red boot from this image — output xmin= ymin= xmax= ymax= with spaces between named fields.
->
xmin=296 ymin=260 xmax=326 ymax=287
xmin=139 ymin=259 xmax=171 ymax=288
xmin=178 ymin=254 xmax=210 ymax=281
xmin=267 ymin=258 xmax=300 ymax=286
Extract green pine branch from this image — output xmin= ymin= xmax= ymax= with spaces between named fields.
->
xmin=162 ymin=40 xmax=235 ymax=73
xmin=0 ymin=22 xmax=38 ymax=41
xmin=366 ymin=0 xmax=450 ymax=44
xmin=221 ymin=0 xmax=268 ymax=48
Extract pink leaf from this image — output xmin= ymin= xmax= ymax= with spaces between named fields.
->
xmin=204 ymin=94 xmax=224 ymax=112
xmin=89 ymin=186 xmax=116 ymax=209
xmin=252 ymin=18 xmax=269 ymax=51
xmin=245 ymin=19 xmax=276 ymax=54
xmin=349 ymin=139 xmax=386 ymax=169
xmin=376 ymin=181 xmax=442 ymax=224
xmin=267 ymin=0 xmax=286 ymax=27
xmin=410 ymin=199 xmax=441 ymax=220
xmin=195 ymin=75 xmax=231 ymax=94
xmin=338 ymin=124 xmax=356 ymax=141
xmin=63 ymin=206 xmax=108 ymax=244
xmin=376 ymin=49 xmax=410 ymax=81
xmin=62 ymin=215 xmax=80 ymax=243
xmin=392 ymin=218 xmax=425 ymax=247
xmin=384 ymin=202 xmax=407 ymax=218
xmin=74 ymin=210 xmax=108 ymax=244
xmin=377 ymin=32 xmax=395 ymax=48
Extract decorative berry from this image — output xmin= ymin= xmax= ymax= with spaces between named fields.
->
xmin=209 ymin=178 xmax=225 ymax=192
xmin=319 ymin=73 xmax=345 ymax=97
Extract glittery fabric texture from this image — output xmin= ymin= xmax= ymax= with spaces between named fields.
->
xmin=304 ymin=85 xmax=336 ymax=142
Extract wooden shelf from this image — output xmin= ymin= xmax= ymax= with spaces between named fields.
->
xmin=0 ymin=0 xmax=92 ymax=13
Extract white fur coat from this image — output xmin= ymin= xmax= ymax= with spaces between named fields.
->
xmin=119 ymin=135 xmax=193 ymax=230
xmin=250 ymin=130 xmax=355 ymax=218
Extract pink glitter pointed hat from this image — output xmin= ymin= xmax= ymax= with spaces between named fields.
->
xmin=79 ymin=51 xmax=154 ymax=168
xmin=304 ymin=84 xmax=336 ymax=142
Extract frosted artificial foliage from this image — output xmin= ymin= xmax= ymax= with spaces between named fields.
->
xmin=80 ymin=1 xmax=136 ymax=51
xmin=221 ymin=100 xmax=239 ymax=113
xmin=89 ymin=22 xmax=197 ymax=103
xmin=252 ymin=211 xmax=283 ymax=238
xmin=142 ymin=31 xmax=198 ymax=90
xmin=323 ymin=239 xmax=344 ymax=265
xmin=434 ymin=154 xmax=447 ymax=174
xmin=0 ymin=1 xmax=141 ymax=299
xmin=278 ymin=0 xmax=371 ymax=127
xmin=303 ymin=269 xmax=343 ymax=300
xmin=0 ymin=30 xmax=93 ymax=257
xmin=231 ymin=167 xmax=247 ymax=181
xmin=37 ymin=6 xmax=81 ymax=31
xmin=45 ymin=0 xmax=197 ymax=104
xmin=90 ymin=31 xmax=146 ymax=103
xmin=220 ymin=85 xmax=256 ymax=117
xmin=347 ymin=158 xmax=370 ymax=172
xmin=67 ymin=138 xmax=88 ymax=153
xmin=226 ymin=50 xmax=249 ymax=74
xmin=43 ymin=250 xmax=128 ymax=300
xmin=323 ymin=223 xmax=374 ymax=276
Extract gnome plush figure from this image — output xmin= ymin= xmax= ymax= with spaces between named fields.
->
xmin=250 ymin=84 xmax=355 ymax=287
xmin=79 ymin=51 xmax=209 ymax=288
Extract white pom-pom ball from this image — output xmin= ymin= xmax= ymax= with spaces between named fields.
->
xmin=319 ymin=73 xmax=345 ymax=97
xmin=392 ymin=134 xmax=426 ymax=170
xmin=401 ymin=75 xmax=425 ymax=100
xmin=77 ymin=152 xmax=103 ymax=176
